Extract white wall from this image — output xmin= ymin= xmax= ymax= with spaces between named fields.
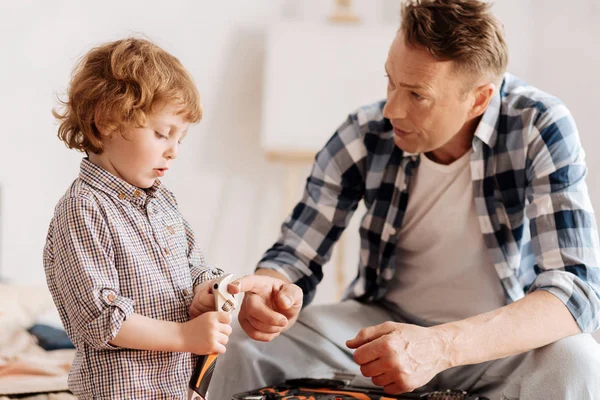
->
xmin=0 ymin=1 xmax=599 ymax=317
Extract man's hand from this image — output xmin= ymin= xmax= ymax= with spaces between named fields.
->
xmin=346 ymin=322 xmax=453 ymax=394
xmin=227 ymin=274 xmax=303 ymax=342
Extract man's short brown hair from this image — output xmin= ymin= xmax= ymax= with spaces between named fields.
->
xmin=54 ymin=38 xmax=202 ymax=154
xmin=401 ymin=0 xmax=508 ymax=83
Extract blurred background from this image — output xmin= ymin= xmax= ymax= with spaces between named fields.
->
xmin=0 ymin=0 xmax=598 ymax=309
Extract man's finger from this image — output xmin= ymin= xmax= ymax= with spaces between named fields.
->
xmin=247 ymin=314 xmax=286 ymax=334
xmin=351 ymin=334 xmax=389 ymax=365
xmin=371 ymin=372 xmax=394 ymax=387
xmin=246 ymin=293 xmax=288 ymax=327
xmin=359 ymin=358 xmax=386 ymax=378
xmin=228 ymin=274 xmax=282 ymax=295
xmin=346 ymin=322 xmax=395 ymax=349
xmin=239 ymin=315 xmax=281 ymax=342
xmin=276 ymin=283 xmax=303 ymax=310
xmin=384 ymin=381 xmax=412 ymax=395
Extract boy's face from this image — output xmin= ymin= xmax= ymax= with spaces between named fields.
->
xmin=93 ymin=101 xmax=190 ymax=188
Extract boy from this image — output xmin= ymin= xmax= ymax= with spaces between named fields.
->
xmin=44 ymin=38 xmax=232 ymax=399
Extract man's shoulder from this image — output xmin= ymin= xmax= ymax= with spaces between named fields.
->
xmin=500 ymin=73 xmax=569 ymax=125
xmin=348 ymin=100 xmax=391 ymax=134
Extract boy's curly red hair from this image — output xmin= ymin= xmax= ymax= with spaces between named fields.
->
xmin=54 ymin=38 xmax=202 ymax=154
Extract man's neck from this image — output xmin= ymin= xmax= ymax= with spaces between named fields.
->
xmin=426 ymin=117 xmax=481 ymax=165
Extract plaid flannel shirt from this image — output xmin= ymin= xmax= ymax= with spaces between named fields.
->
xmin=44 ymin=159 xmax=222 ymax=399
xmin=258 ymin=73 xmax=600 ymax=333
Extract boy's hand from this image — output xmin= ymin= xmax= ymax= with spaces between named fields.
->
xmin=189 ymin=279 xmax=217 ymax=318
xmin=181 ymin=311 xmax=232 ymax=355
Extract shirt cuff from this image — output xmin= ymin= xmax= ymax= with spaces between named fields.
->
xmin=83 ymin=289 xmax=135 ymax=350
xmin=191 ymin=266 xmax=224 ymax=289
xmin=528 ymin=269 xmax=600 ymax=333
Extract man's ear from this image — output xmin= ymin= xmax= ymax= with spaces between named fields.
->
xmin=469 ymin=83 xmax=495 ymax=119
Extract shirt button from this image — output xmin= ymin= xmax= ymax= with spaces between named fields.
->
xmin=167 ymin=225 xmax=175 ymax=234
xmin=107 ymin=293 xmax=116 ymax=302
xmin=133 ymin=190 xmax=143 ymax=198
xmin=182 ymin=289 xmax=189 ymax=296
xmin=118 ymin=193 xmax=126 ymax=200
xmin=164 ymin=248 xmax=171 ymax=255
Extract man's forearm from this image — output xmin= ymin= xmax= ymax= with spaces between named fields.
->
xmin=255 ymin=267 xmax=292 ymax=283
xmin=109 ymin=313 xmax=184 ymax=352
xmin=436 ymin=290 xmax=581 ymax=368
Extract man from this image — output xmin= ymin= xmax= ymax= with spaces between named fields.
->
xmin=214 ymin=0 xmax=600 ymax=398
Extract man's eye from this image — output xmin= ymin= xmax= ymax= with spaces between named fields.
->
xmin=385 ymin=75 xmax=395 ymax=89
xmin=411 ymin=92 xmax=423 ymax=101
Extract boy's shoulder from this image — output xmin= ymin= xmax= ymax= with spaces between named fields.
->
xmin=52 ymin=177 xmax=105 ymax=215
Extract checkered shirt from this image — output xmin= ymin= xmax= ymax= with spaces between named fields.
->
xmin=44 ymin=158 xmax=222 ymax=399
xmin=258 ymin=73 xmax=600 ymax=333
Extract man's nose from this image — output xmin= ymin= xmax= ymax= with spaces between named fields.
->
xmin=383 ymin=90 xmax=408 ymax=121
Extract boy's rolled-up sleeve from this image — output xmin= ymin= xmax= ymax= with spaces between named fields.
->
xmin=51 ymin=197 xmax=134 ymax=350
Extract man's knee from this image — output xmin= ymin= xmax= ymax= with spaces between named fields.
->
xmin=533 ymin=334 xmax=600 ymax=377
xmin=519 ymin=334 xmax=600 ymax=398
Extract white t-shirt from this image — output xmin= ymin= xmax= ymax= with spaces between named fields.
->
xmin=384 ymin=150 xmax=506 ymax=323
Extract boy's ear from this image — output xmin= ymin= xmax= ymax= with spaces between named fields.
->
xmin=94 ymin=109 xmax=112 ymax=137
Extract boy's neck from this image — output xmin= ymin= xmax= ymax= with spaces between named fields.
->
xmin=88 ymin=153 xmax=124 ymax=182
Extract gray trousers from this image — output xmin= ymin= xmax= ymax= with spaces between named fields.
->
xmin=209 ymin=300 xmax=600 ymax=400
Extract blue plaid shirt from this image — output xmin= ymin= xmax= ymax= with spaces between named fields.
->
xmin=258 ymin=73 xmax=600 ymax=333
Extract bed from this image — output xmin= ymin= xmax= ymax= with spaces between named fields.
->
xmin=0 ymin=283 xmax=76 ymax=399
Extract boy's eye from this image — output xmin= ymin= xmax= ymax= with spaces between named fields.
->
xmin=155 ymin=131 xmax=168 ymax=139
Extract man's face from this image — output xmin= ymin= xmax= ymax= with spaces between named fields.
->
xmin=383 ymin=33 xmax=476 ymax=157
xmin=97 ymin=101 xmax=190 ymax=188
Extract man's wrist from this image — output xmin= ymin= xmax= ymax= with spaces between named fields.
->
xmin=432 ymin=322 xmax=463 ymax=368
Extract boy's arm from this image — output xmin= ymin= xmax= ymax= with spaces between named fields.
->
xmin=52 ymin=197 xmax=134 ymax=350
xmin=108 ymin=313 xmax=185 ymax=351
xmin=108 ymin=311 xmax=231 ymax=355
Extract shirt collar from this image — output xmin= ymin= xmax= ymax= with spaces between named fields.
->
xmin=472 ymin=76 xmax=506 ymax=150
xmin=79 ymin=158 xmax=161 ymax=207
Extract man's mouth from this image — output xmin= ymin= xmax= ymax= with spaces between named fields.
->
xmin=393 ymin=127 xmax=414 ymax=137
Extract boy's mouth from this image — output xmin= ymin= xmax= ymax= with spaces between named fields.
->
xmin=154 ymin=168 xmax=168 ymax=177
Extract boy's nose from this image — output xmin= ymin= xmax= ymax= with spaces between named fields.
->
xmin=165 ymin=143 xmax=178 ymax=160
